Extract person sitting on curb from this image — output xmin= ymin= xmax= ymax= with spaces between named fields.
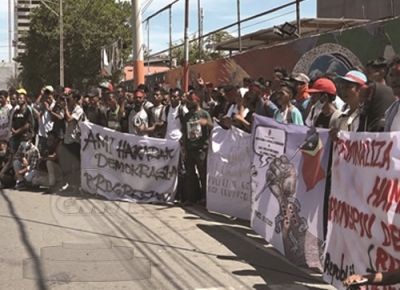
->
xmin=13 ymin=138 xmax=40 ymax=191
xmin=32 ymin=130 xmax=63 ymax=192
xmin=0 ymin=140 xmax=16 ymax=189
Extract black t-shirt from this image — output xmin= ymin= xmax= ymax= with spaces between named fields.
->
xmin=182 ymin=109 xmax=212 ymax=150
xmin=85 ymin=106 xmax=107 ymax=126
xmin=121 ymin=104 xmax=134 ymax=133
xmin=12 ymin=106 xmax=32 ymax=140
xmin=212 ymin=102 xmax=227 ymax=119
xmin=51 ymin=104 xmax=65 ymax=139
xmin=314 ymin=112 xmax=333 ymax=129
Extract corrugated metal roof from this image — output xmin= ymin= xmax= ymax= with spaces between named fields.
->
xmin=212 ymin=17 xmax=370 ymax=51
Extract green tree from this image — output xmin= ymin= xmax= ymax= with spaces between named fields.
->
xmin=16 ymin=0 xmax=132 ymax=94
xmin=205 ymin=30 xmax=234 ymax=59
xmin=171 ymin=30 xmax=233 ymax=66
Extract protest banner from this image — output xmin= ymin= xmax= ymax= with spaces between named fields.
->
xmin=206 ymin=124 xmax=252 ymax=220
xmin=323 ymin=131 xmax=400 ymax=290
xmin=80 ymin=122 xmax=180 ymax=203
xmin=251 ymin=114 xmax=331 ymax=270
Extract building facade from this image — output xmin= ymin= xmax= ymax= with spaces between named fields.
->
xmin=317 ymin=0 xmax=399 ymax=20
xmin=14 ymin=0 xmax=40 ymax=59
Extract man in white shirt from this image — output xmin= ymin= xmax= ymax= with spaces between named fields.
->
xmin=34 ymin=86 xmax=56 ymax=155
xmin=128 ymin=89 xmax=160 ymax=136
xmin=151 ymin=88 xmax=166 ymax=138
xmin=329 ymin=70 xmax=367 ymax=140
xmin=161 ymin=88 xmax=188 ymax=141
xmin=0 ymin=90 xmax=12 ymax=141
xmin=64 ymin=92 xmax=84 ymax=153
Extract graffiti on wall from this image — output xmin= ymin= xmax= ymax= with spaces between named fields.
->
xmin=146 ymin=17 xmax=400 ymax=87
xmin=292 ymin=43 xmax=363 ymax=79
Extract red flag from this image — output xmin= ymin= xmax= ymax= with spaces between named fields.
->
xmin=300 ymin=133 xmax=325 ymax=191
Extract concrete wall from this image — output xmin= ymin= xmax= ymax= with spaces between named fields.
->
xmin=317 ymin=0 xmax=400 ymax=20
xmin=0 ymin=63 xmax=14 ymax=90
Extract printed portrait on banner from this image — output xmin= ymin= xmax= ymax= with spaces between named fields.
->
xmin=251 ymin=114 xmax=331 ymax=270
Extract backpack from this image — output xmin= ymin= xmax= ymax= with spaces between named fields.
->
xmin=164 ymin=105 xmax=185 ymax=125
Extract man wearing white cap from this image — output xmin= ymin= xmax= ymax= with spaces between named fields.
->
xmin=291 ymin=73 xmax=311 ymax=121
xmin=34 ymin=86 xmax=56 ymax=154
xmin=329 ymin=70 xmax=368 ymax=140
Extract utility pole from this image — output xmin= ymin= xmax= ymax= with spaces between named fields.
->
xmin=197 ymin=0 xmax=201 ymax=61
xmin=237 ymin=0 xmax=242 ymax=52
xmin=147 ymin=20 xmax=150 ymax=74
xmin=59 ymin=0 xmax=64 ymax=87
xmin=169 ymin=6 xmax=172 ymax=69
xmin=199 ymin=8 xmax=203 ymax=61
xmin=183 ymin=0 xmax=189 ymax=93
xmin=391 ymin=0 xmax=395 ymax=17
xmin=132 ymin=0 xmax=144 ymax=88
xmin=8 ymin=0 xmax=12 ymax=63
xmin=296 ymin=0 xmax=301 ymax=36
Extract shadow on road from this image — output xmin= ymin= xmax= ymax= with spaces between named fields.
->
xmin=0 ymin=189 xmax=48 ymax=290
xmin=197 ymin=222 xmax=326 ymax=290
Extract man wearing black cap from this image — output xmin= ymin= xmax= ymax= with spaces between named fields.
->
xmin=85 ymin=88 xmax=107 ymax=126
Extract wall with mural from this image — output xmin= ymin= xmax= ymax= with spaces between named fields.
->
xmin=145 ymin=16 xmax=400 ymax=88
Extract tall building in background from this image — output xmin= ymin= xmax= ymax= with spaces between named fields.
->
xmin=14 ymin=0 xmax=40 ymax=60
xmin=317 ymin=0 xmax=399 ymax=20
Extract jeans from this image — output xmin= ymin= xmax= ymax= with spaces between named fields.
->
xmin=184 ymin=148 xmax=207 ymax=203
xmin=32 ymin=160 xmax=63 ymax=187
xmin=63 ymin=142 xmax=81 ymax=189
xmin=13 ymin=159 xmax=36 ymax=183
xmin=175 ymin=149 xmax=186 ymax=201
xmin=10 ymin=137 xmax=20 ymax=154
xmin=38 ymin=136 xmax=47 ymax=155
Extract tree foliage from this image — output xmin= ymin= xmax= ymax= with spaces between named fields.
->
xmin=17 ymin=0 xmax=132 ymax=94
xmin=171 ymin=30 xmax=234 ymax=66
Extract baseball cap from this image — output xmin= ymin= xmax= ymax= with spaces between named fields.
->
xmin=87 ymin=88 xmax=100 ymax=98
xmin=44 ymin=85 xmax=54 ymax=93
xmin=308 ymin=78 xmax=337 ymax=95
xmin=99 ymin=81 xmax=113 ymax=91
xmin=291 ymin=73 xmax=310 ymax=84
xmin=17 ymin=88 xmax=27 ymax=95
xmin=338 ymin=70 xmax=367 ymax=86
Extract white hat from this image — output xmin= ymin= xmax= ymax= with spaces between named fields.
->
xmin=44 ymin=85 xmax=54 ymax=93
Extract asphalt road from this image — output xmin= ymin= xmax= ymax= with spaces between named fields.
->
xmin=0 ymin=189 xmax=336 ymax=290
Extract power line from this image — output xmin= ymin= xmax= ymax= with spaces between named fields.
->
xmin=228 ymin=10 xmax=296 ymax=34
xmin=71 ymin=0 xmax=96 ymax=28
xmin=142 ymin=0 xmax=154 ymax=14
xmin=149 ymin=0 xmax=306 ymax=57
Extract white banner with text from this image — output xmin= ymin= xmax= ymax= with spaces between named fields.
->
xmin=80 ymin=122 xmax=179 ymax=203
xmin=323 ymin=131 xmax=400 ymax=290
xmin=206 ymin=125 xmax=252 ymax=220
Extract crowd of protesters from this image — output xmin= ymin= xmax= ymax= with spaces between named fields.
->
xmin=0 ymin=55 xmax=400 ymax=206
xmin=1 ymin=55 xmax=400 ymax=287
xmin=0 ymin=58 xmax=400 ymax=199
